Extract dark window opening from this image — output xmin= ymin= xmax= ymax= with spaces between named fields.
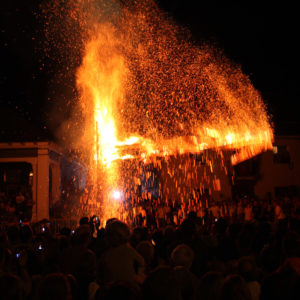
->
xmin=273 ymin=145 xmax=290 ymax=164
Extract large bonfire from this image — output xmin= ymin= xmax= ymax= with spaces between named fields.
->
xmin=43 ymin=0 xmax=273 ymax=221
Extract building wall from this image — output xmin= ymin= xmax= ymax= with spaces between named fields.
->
xmin=2 ymin=136 xmax=298 ymax=220
xmin=0 ymin=142 xmax=62 ymax=221
xmin=255 ymin=136 xmax=300 ymax=198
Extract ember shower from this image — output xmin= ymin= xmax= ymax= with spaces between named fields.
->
xmin=43 ymin=0 xmax=273 ymax=221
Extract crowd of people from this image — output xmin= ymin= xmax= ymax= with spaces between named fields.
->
xmin=0 ymin=190 xmax=34 ymax=223
xmin=0 ymin=191 xmax=300 ymax=300
xmin=51 ymin=188 xmax=300 ymax=230
xmin=116 ymin=193 xmax=300 ymax=228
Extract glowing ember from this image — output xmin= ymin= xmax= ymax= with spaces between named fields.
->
xmin=112 ymin=190 xmax=122 ymax=200
xmin=43 ymin=0 xmax=273 ymax=222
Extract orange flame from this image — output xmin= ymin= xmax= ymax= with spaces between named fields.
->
xmin=52 ymin=1 xmax=274 ymax=221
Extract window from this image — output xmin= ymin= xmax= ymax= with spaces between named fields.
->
xmin=273 ymin=145 xmax=290 ymax=164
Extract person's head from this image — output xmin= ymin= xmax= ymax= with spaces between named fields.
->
xmin=142 ymin=266 xmax=181 ymax=300
xmin=105 ymin=220 xmax=130 ymax=247
xmin=97 ymin=281 xmax=140 ymax=300
xmin=221 ymin=274 xmax=251 ymax=300
xmin=6 ymin=225 xmax=20 ymax=245
xmin=72 ymin=224 xmax=91 ymax=247
xmin=260 ymin=272 xmax=289 ymax=300
xmin=282 ymin=232 xmax=300 ymax=258
xmin=180 ymin=219 xmax=196 ymax=239
xmin=173 ymin=266 xmax=197 ymax=300
xmin=171 ymin=244 xmax=194 ymax=270
xmin=79 ymin=216 xmax=89 ymax=226
xmin=0 ymin=227 xmax=8 ymax=245
xmin=287 ymin=274 xmax=300 ymax=300
xmin=259 ymin=244 xmax=281 ymax=273
xmin=0 ymin=272 xmax=23 ymax=300
xmin=163 ymin=226 xmax=175 ymax=241
xmin=195 ymin=271 xmax=224 ymax=300
xmin=66 ymin=274 xmax=78 ymax=300
xmin=59 ymin=227 xmax=71 ymax=237
xmin=187 ymin=211 xmax=197 ymax=220
xmin=57 ymin=235 xmax=70 ymax=252
xmin=39 ymin=273 xmax=72 ymax=300
xmin=106 ymin=218 xmax=118 ymax=226
xmin=228 ymin=223 xmax=241 ymax=238
xmin=238 ymin=256 xmax=258 ymax=282
xmin=74 ymin=249 xmax=97 ymax=280
xmin=136 ymin=240 xmax=154 ymax=267
xmin=131 ymin=227 xmax=148 ymax=247
xmin=19 ymin=224 xmax=33 ymax=243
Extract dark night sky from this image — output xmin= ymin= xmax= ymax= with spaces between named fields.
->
xmin=0 ymin=0 xmax=299 ymax=141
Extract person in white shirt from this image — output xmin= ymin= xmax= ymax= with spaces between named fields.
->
xmin=244 ymin=202 xmax=253 ymax=221
xmin=275 ymin=201 xmax=286 ymax=221
xmin=99 ymin=220 xmax=145 ymax=289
